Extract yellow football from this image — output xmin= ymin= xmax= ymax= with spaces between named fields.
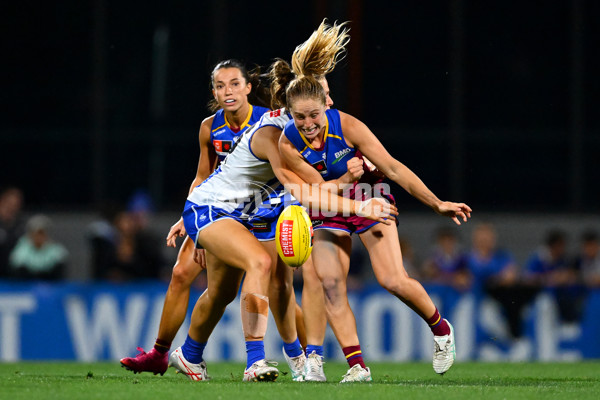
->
xmin=275 ymin=205 xmax=313 ymax=268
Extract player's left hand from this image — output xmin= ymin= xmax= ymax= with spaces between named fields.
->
xmin=435 ymin=202 xmax=472 ymax=225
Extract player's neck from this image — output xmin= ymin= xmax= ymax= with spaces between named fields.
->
xmin=225 ymin=103 xmax=250 ymax=130
xmin=309 ymin=131 xmax=325 ymax=150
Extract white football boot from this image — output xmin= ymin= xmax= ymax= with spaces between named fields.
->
xmin=282 ymin=347 xmax=306 ymax=381
xmin=433 ymin=319 xmax=456 ymax=375
xmin=304 ymin=351 xmax=326 ymax=382
xmin=168 ymin=347 xmax=209 ymax=381
xmin=340 ymin=364 xmax=372 ymax=383
xmin=243 ymin=359 xmax=279 ymax=382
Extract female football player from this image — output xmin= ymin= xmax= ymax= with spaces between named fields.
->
xmin=277 ymin=35 xmax=472 ymax=382
xmin=166 ymin=21 xmax=396 ymax=382
xmin=120 ymin=59 xmax=272 ymax=374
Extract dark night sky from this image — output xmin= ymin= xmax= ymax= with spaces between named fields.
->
xmin=2 ymin=1 xmax=599 ymax=212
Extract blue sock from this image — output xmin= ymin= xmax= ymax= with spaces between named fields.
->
xmin=283 ymin=338 xmax=303 ymax=358
xmin=246 ymin=340 xmax=265 ymax=369
xmin=181 ymin=334 xmax=207 ymax=364
xmin=306 ymin=344 xmax=324 ymax=357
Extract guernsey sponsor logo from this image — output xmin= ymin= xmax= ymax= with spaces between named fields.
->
xmin=332 ymin=148 xmax=351 ymax=165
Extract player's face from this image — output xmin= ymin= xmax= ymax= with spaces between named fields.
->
xmin=290 ymin=97 xmax=327 ymax=141
xmin=318 ymin=78 xmax=334 ymax=109
xmin=212 ymin=68 xmax=251 ymax=111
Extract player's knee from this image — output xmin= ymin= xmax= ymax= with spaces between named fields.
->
xmin=269 ymin=276 xmax=292 ymax=296
xmin=247 ymin=252 xmax=272 ymax=277
xmin=321 ymin=276 xmax=345 ymax=302
xmin=171 ymin=260 xmax=198 ymax=289
xmin=378 ymin=275 xmax=409 ymax=297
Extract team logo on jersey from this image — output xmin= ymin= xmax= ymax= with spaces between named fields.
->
xmin=332 ymin=148 xmax=352 ymax=165
xmin=311 ymin=160 xmax=328 ymax=175
xmin=214 ymin=140 xmax=233 ymax=153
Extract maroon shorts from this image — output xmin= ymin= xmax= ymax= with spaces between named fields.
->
xmin=312 ymin=214 xmax=380 ymax=234
xmin=312 ymin=172 xmax=395 ymax=234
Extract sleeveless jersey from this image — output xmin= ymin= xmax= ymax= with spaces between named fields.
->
xmin=283 ymin=109 xmax=355 ymax=181
xmin=283 ymin=108 xmax=394 ymax=227
xmin=210 ymin=104 xmax=270 ymax=162
xmin=188 ymin=108 xmax=292 ymax=219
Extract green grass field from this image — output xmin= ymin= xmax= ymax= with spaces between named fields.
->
xmin=1 ymin=361 xmax=598 ymax=400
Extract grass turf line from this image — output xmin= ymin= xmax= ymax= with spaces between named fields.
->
xmin=1 ymin=361 xmax=599 ymax=400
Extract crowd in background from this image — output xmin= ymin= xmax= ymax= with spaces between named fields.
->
xmin=2 ymin=185 xmax=600 ymax=337
xmin=0 ymin=186 xmax=168 ymax=283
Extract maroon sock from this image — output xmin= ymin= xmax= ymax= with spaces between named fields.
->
xmin=154 ymin=338 xmax=171 ymax=354
xmin=342 ymin=345 xmax=366 ymax=369
xmin=426 ymin=309 xmax=450 ymax=336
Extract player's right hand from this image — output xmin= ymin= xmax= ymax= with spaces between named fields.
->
xmin=346 ymin=157 xmax=365 ymax=182
xmin=354 ymin=198 xmax=398 ymax=224
xmin=166 ymin=218 xmax=186 ymax=247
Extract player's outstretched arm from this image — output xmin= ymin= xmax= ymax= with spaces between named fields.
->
xmin=340 ymin=111 xmax=471 ymax=224
xmin=255 ymin=127 xmax=397 ymax=223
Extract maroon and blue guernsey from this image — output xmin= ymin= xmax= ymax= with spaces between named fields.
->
xmin=283 ymin=109 xmax=394 ymax=233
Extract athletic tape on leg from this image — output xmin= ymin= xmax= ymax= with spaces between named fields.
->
xmin=241 ymin=292 xmax=269 ymax=340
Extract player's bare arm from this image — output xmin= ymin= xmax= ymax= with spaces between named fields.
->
xmin=166 ymin=116 xmax=218 ymax=247
xmin=340 ymin=111 xmax=471 ymax=224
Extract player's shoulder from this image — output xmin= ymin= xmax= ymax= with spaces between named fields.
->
xmin=200 ymin=114 xmax=216 ymax=132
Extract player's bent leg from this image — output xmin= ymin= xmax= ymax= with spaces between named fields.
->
xmin=360 ymin=223 xmax=455 ymax=374
xmin=261 ymin=240 xmax=297 ymax=343
xmin=196 ymin=220 xmax=275 ymax=381
xmin=120 ymin=236 xmax=202 ymax=375
xmin=313 ymin=229 xmax=358 ymax=347
xmin=260 ymin=240 xmax=305 ymax=381
xmin=158 ymin=237 xmax=203 ymax=341
xmin=188 ymin=252 xmax=244 ymax=342
xmin=169 ymin=253 xmax=245 ymax=380
xmin=197 ymin=219 xmax=272 ymax=295
xmin=360 ymin=223 xmax=436 ymax=319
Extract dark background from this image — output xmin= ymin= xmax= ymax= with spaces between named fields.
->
xmin=2 ymin=0 xmax=598 ymax=213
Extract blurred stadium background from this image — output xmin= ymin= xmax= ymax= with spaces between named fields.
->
xmin=1 ymin=0 xmax=599 ymax=363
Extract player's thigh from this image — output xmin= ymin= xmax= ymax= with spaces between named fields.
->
xmin=198 ymin=218 xmax=270 ymax=272
xmin=312 ymin=229 xmax=352 ymax=282
xmin=359 ymin=222 xmax=408 ymax=281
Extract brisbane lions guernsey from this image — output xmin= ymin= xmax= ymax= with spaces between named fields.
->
xmin=210 ymin=104 xmax=270 ymax=162
xmin=282 ymin=109 xmax=355 ymax=181
xmin=283 ymin=109 xmax=393 ymax=208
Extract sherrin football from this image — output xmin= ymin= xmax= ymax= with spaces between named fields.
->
xmin=275 ymin=205 xmax=313 ymax=268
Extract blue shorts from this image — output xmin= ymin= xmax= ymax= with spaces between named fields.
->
xmin=182 ymin=200 xmax=287 ymax=246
